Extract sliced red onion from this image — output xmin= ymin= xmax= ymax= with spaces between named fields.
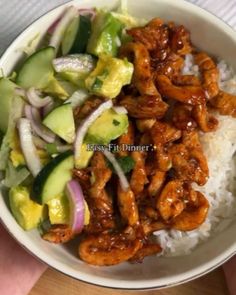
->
xmin=43 ymin=100 xmax=55 ymax=117
xmin=66 ymin=179 xmax=85 ymax=233
xmin=26 ymin=87 xmax=52 ymax=108
xmin=66 ymin=89 xmax=89 ymax=109
xmin=47 ymin=16 xmax=62 ymax=35
xmin=49 ymin=6 xmax=78 ymax=54
xmin=17 ymin=118 xmax=42 ymax=177
xmin=15 ymin=87 xmax=26 ymax=97
xmin=79 ymin=8 xmax=96 ymax=20
xmin=25 ymin=105 xmax=56 ymax=143
xmin=103 ymin=149 xmax=130 ymax=192
xmin=113 ymin=106 xmax=128 ymax=115
xmin=74 ymin=100 xmax=113 ymax=167
xmin=52 ymin=54 xmax=95 ymax=73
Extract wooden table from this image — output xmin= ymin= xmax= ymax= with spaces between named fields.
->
xmin=30 ymin=267 xmax=229 ymax=295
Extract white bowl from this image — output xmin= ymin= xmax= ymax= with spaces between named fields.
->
xmin=0 ymin=0 xmax=236 ymax=290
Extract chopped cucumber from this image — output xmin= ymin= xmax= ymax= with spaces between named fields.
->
xmin=43 ymin=103 xmax=75 ymax=143
xmin=16 ymin=47 xmax=55 ymax=89
xmin=32 ymin=151 xmax=74 ymax=204
xmin=87 ymin=12 xmax=123 ymax=57
xmin=62 ymin=15 xmax=91 ymax=55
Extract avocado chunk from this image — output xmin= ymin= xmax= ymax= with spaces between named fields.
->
xmin=0 ymin=78 xmax=17 ymax=133
xmin=9 ymin=186 xmax=44 ymax=231
xmin=87 ymin=11 xmax=123 ymax=57
xmin=47 ymin=193 xmax=91 ymax=225
xmin=85 ymin=108 xmax=128 ymax=144
xmin=43 ymin=103 xmax=75 ymax=143
xmin=47 ymin=193 xmax=70 ymax=225
xmin=85 ymin=55 xmax=133 ymax=98
xmin=75 ymin=142 xmax=94 ymax=169
xmin=44 ymin=77 xmax=77 ymax=100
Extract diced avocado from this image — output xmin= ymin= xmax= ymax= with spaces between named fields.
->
xmin=87 ymin=11 xmax=123 ymax=57
xmin=47 ymin=193 xmax=90 ymax=225
xmin=16 ymin=47 xmax=55 ymax=89
xmin=84 ymin=200 xmax=90 ymax=225
xmin=9 ymin=129 xmax=25 ymax=168
xmin=43 ymin=104 xmax=75 ymax=143
xmin=85 ymin=108 xmax=128 ymax=144
xmin=47 ymin=193 xmax=70 ymax=224
xmin=58 ymin=71 xmax=86 ymax=87
xmin=0 ymin=78 xmax=17 ymax=133
xmin=62 ymin=15 xmax=91 ymax=55
xmin=44 ymin=77 xmax=77 ymax=100
xmin=9 ymin=186 xmax=44 ymax=231
xmin=32 ymin=151 xmax=74 ymax=204
xmin=85 ymin=55 xmax=133 ymax=98
xmin=75 ymin=142 xmax=94 ymax=169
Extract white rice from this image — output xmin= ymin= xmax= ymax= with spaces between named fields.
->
xmin=155 ymin=55 xmax=236 ymax=256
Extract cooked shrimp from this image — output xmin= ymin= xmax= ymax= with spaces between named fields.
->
xmin=157 ymin=180 xmax=185 ymax=221
xmin=210 ymin=90 xmax=236 ymax=117
xmin=130 ymin=151 xmax=148 ymax=196
xmin=141 ymin=219 xmax=167 ymax=235
xmin=79 ymin=228 xmax=142 ymax=266
xmin=89 ymin=152 xmax=112 ymax=202
xmin=117 ymin=184 xmax=139 ymax=226
xmin=119 ymin=42 xmax=159 ymax=96
xmin=74 ymin=96 xmax=103 ymax=121
xmin=172 ymin=103 xmax=197 ymax=131
xmin=120 ymin=94 xmax=168 ymax=119
xmin=148 ymin=170 xmax=166 ymax=196
xmin=73 ymin=168 xmax=90 ymax=192
xmin=156 ymin=74 xmax=206 ymax=105
xmin=85 ymin=190 xmax=115 ymax=234
xmin=169 ymin=131 xmax=209 ymax=185
xmin=127 ymin=18 xmax=169 ymax=58
xmin=42 ymin=225 xmax=74 ymax=244
xmin=192 ymin=104 xmax=218 ymax=132
xmin=169 ymin=24 xmax=192 ymax=56
xmin=150 ymin=121 xmax=181 ymax=171
xmin=136 ymin=118 xmax=156 ymax=132
xmin=154 ymin=53 xmax=184 ymax=79
xmin=129 ymin=243 xmax=162 ymax=262
xmin=87 ymin=153 xmax=115 ymax=233
xmin=173 ymin=75 xmax=201 ymax=86
xmin=172 ymin=191 xmax=209 ymax=231
xmin=118 ymin=121 xmax=134 ymax=157
xmin=194 ymin=52 xmax=219 ymax=99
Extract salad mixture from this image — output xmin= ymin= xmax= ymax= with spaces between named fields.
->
xmin=1 ymin=3 xmax=236 ymax=266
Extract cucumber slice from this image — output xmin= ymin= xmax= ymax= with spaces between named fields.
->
xmin=16 ymin=47 xmax=55 ymax=89
xmin=62 ymin=15 xmax=91 ymax=55
xmin=62 ymin=16 xmax=79 ymax=55
xmin=43 ymin=104 xmax=75 ymax=143
xmin=0 ymin=78 xmax=17 ymax=133
xmin=32 ymin=151 xmax=74 ymax=204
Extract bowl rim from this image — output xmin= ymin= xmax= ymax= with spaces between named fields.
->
xmin=0 ymin=0 xmax=236 ymax=290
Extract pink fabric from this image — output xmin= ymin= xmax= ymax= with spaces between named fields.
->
xmin=0 ymin=224 xmax=47 ymax=295
xmin=223 ymin=256 xmax=236 ymax=295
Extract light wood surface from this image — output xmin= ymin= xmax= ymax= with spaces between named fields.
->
xmin=30 ymin=267 xmax=229 ymax=295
